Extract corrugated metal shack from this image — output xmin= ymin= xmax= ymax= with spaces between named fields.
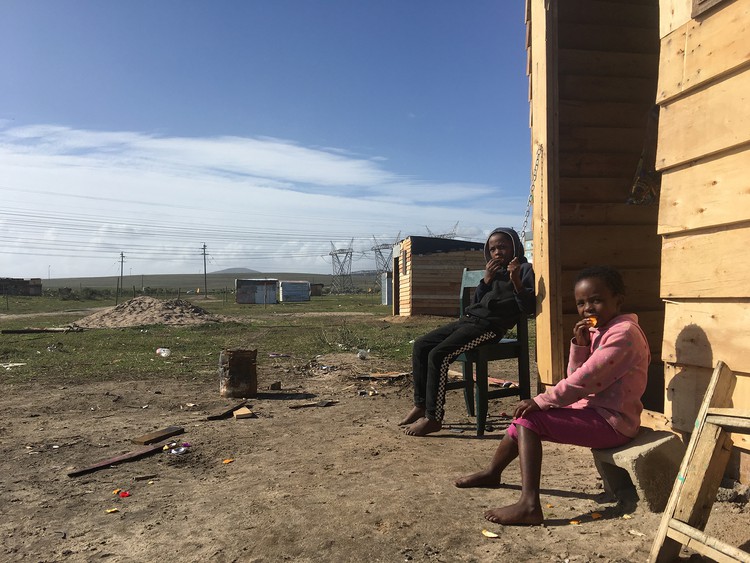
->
xmin=235 ymin=279 xmax=278 ymax=305
xmin=527 ymin=0 xmax=749 ymax=479
xmin=279 ymin=280 xmax=311 ymax=302
xmin=392 ymin=236 xmax=485 ymax=317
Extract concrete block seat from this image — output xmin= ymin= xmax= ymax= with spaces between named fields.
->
xmin=592 ymin=427 xmax=686 ymax=512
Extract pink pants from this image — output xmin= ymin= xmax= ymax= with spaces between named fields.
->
xmin=507 ymin=407 xmax=632 ymax=449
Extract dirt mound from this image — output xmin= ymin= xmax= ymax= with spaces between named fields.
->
xmin=72 ymin=296 xmax=225 ymax=328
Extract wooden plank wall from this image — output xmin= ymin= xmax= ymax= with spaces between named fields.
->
xmin=528 ymin=0 xmax=564 ymax=387
xmin=396 ymin=238 xmax=485 ymax=317
xmin=656 ymin=0 xmax=750 ymax=457
xmin=551 ymin=0 xmax=664 ymax=400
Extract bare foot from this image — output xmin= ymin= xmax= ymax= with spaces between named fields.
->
xmin=484 ymin=501 xmax=543 ymax=525
xmin=403 ymin=417 xmax=442 ymax=436
xmin=454 ymin=469 xmax=501 ymax=488
xmin=398 ymin=406 xmax=425 ymax=426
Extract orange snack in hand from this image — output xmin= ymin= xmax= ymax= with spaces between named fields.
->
xmin=589 ymin=316 xmax=598 ymax=327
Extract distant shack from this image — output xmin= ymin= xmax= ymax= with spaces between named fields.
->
xmin=235 ymin=279 xmax=278 ymax=305
xmin=0 ymin=277 xmax=42 ymax=297
xmin=279 ymin=280 xmax=311 ymax=303
xmin=392 ymin=236 xmax=485 ymax=317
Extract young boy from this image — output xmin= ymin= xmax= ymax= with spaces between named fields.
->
xmin=399 ymin=227 xmax=535 ymax=436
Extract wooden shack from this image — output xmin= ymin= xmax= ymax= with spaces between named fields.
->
xmin=527 ymin=0 xmax=750 ymax=479
xmin=392 ymin=236 xmax=485 ymax=317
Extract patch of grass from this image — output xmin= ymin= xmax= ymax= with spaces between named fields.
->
xmin=1 ymin=294 xmax=535 ymax=385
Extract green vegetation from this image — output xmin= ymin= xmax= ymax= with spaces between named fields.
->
xmin=0 ymin=294 xmax=445 ymax=385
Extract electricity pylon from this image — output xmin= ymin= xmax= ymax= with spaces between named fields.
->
xmin=329 ymin=239 xmax=355 ymax=294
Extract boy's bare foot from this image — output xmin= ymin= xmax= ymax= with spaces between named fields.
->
xmin=454 ymin=469 xmax=501 ymax=488
xmin=398 ymin=406 xmax=425 ymax=426
xmin=403 ymin=417 xmax=442 ymax=436
xmin=484 ymin=501 xmax=543 ymax=525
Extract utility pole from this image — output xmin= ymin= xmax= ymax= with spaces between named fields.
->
xmin=202 ymin=243 xmax=208 ymax=298
xmin=116 ymin=252 xmax=125 ymax=304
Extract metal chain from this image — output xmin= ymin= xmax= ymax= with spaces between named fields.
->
xmin=520 ymin=144 xmax=543 ymax=246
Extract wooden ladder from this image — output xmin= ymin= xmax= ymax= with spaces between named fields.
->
xmin=649 ymin=361 xmax=750 ymax=563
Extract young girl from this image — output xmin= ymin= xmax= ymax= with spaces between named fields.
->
xmin=454 ymin=265 xmax=649 ymax=525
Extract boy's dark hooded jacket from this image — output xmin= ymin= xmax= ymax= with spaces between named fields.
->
xmin=463 ymin=227 xmax=535 ymax=333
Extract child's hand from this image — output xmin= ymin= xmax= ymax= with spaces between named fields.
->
xmin=573 ymin=319 xmax=592 ymax=346
xmin=507 ymin=257 xmax=521 ymax=283
xmin=514 ymin=399 xmax=540 ymax=419
xmin=484 ymin=258 xmax=505 ymax=284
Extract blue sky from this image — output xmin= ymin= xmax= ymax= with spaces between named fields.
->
xmin=0 ymin=1 xmax=530 ymax=278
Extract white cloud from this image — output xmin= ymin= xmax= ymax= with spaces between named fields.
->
xmin=0 ymin=124 xmax=525 ymax=278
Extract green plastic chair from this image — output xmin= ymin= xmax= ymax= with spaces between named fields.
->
xmin=446 ymin=268 xmax=531 ymax=436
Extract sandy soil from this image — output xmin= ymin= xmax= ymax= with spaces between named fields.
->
xmin=1 ymin=302 xmax=747 ymax=562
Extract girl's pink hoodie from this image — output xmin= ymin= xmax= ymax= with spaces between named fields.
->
xmin=533 ymin=313 xmax=650 ymax=438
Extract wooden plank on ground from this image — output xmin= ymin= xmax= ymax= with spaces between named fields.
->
xmin=657 ymin=0 xmax=750 ymax=103
xmin=131 ymin=425 xmax=184 ymax=445
xmin=657 ymin=68 xmax=750 ymax=170
xmin=661 ymin=225 xmax=750 ymax=298
xmin=662 ymin=301 xmax=750 ymax=375
xmin=658 ymin=146 xmax=750 ymax=235
xmin=68 ymin=441 xmax=168 ymax=477
xmin=206 ymin=400 xmax=248 ymax=420
xmin=233 ymin=406 xmax=257 ymax=419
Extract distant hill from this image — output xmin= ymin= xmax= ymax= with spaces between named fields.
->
xmin=211 ymin=267 xmax=260 ymax=274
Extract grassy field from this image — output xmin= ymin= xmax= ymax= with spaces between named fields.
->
xmin=0 ymin=294 xmax=444 ymax=385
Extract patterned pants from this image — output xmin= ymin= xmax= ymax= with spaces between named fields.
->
xmin=411 ymin=318 xmax=499 ymax=422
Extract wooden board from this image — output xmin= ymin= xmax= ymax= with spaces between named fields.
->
xmin=662 ymin=301 xmax=750 ymax=374
xmin=558 ymin=23 xmax=659 ymax=54
xmin=559 ymin=225 xmax=662 ymax=269
xmin=559 ymin=152 xmax=642 ymax=178
xmin=657 ymin=146 xmax=750 ymax=235
xmin=559 ymin=74 xmax=658 ymax=103
xmin=558 ymin=0 xmax=659 ymax=28
xmin=665 ymin=363 xmax=750 ymax=451
xmin=131 ymin=425 xmax=184 ymax=445
xmin=656 ymin=68 xmax=750 ymax=170
xmin=559 ymin=126 xmax=647 ymax=153
xmin=68 ymin=441 xmax=168 ymax=477
xmin=206 ymin=400 xmax=248 ymax=420
xmin=661 ymin=225 xmax=750 ymax=298
xmin=658 ymin=0 xmax=750 ymax=103
xmin=659 ymin=0 xmax=693 ymax=37
xmin=558 ymin=202 xmax=658 ymax=227
xmin=559 ymin=49 xmax=658 ymax=78
xmin=559 ymin=177 xmax=633 ymax=203
xmin=530 ymin=0 xmax=564 ymax=386
xmin=560 ymin=100 xmax=654 ymax=128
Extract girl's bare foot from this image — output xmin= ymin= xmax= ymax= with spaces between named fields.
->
xmin=403 ymin=417 xmax=442 ymax=436
xmin=454 ymin=469 xmax=501 ymax=488
xmin=398 ymin=406 xmax=425 ymax=426
xmin=484 ymin=501 xmax=543 ymax=525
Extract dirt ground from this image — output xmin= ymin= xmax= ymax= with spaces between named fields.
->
xmin=1 ymin=304 xmax=748 ymax=562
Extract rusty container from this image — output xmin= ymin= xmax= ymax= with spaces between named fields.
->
xmin=218 ymin=348 xmax=258 ymax=398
